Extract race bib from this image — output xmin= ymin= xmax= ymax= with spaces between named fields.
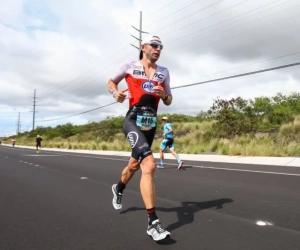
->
xmin=136 ymin=111 xmax=157 ymax=131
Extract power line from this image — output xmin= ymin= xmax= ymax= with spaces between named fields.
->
xmin=172 ymin=61 xmax=300 ymax=90
xmin=35 ymin=102 xmax=117 ymax=122
xmin=164 ymin=0 xmax=290 ymax=45
xmin=168 ymin=7 xmax=300 ymax=52
xmin=35 ymin=61 xmax=300 ymax=123
xmin=143 ymin=0 xmax=208 ymax=28
xmin=143 ymin=0 xmax=180 ymax=20
xmin=149 ymin=0 xmax=230 ymax=32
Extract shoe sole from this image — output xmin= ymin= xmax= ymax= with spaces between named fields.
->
xmin=177 ymin=161 xmax=183 ymax=170
xmin=112 ymin=185 xmax=122 ymax=210
xmin=147 ymin=230 xmax=171 ymax=241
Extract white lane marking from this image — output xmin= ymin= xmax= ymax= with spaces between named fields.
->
xmin=80 ymin=177 xmax=88 ymax=180
xmin=193 ymin=165 xmax=300 ymax=177
xmin=17 ymin=150 xmax=300 ymax=177
xmin=56 ymin=153 xmax=300 ymax=177
xmin=5 ymin=156 xmax=8 ymax=158
xmin=20 ymin=161 xmax=23 ymax=162
xmin=256 ymin=221 xmax=274 ymax=226
xmin=23 ymin=154 xmax=61 ymax=157
xmin=35 ymin=165 xmax=39 ymax=167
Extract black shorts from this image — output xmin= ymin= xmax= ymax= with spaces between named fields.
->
xmin=123 ymin=109 xmax=156 ymax=163
xmin=36 ymin=143 xmax=41 ymax=147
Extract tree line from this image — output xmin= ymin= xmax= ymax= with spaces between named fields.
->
xmin=8 ymin=92 xmax=300 ymax=141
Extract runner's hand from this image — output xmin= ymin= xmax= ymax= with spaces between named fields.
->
xmin=152 ymin=86 xmax=165 ymax=99
xmin=115 ymin=89 xmax=128 ymax=103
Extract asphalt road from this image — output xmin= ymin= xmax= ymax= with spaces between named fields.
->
xmin=1 ymin=146 xmax=300 ymax=250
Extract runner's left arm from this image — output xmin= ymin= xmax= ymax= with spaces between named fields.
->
xmin=162 ymin=69 xmax=172 ymax=106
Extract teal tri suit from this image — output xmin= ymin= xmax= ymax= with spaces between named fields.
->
xmin=160 ymin=122 xmax=174 ymax=150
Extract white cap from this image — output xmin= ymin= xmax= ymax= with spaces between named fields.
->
xmin=141 ymin=35 xmax=162 ymax=45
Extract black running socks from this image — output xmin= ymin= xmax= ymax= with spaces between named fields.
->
xmin=147 ymin=207 xmax=158 ymax=225
xmin=116 ymin=181 xmax=126 ymax=194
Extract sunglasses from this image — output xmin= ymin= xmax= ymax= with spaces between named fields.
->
xmin=148 ymin=42 xmax=163 ymax=50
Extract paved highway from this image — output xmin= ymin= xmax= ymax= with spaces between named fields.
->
xmin=1 ymin=146 xmax=300 ymax=250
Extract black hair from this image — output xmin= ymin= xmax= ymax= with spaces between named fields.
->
xmin=139 ymin=50 xmax=143 ymax=60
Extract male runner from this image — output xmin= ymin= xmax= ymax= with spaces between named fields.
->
xmin=36 ymin=135 xmax=43 ymax=153
xmin=11 ymin=138 xmax=16 ymax=147
xmin=158 ymin=116 xmax=183 ymax=169
xmin=107 ymin=35 xmax=172 ymax=241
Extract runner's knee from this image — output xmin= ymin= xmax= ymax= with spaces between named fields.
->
xmin=128 ymin=161 xmax=140 ymax=172
xmin=140 ymin=156 xmax=156 ymax=175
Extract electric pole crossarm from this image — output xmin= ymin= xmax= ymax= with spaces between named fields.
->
xmin=130 ymin=11 xmax=149 ymax=59
xmin=130 ymin=44 xmax=140 ymax=50
xmin=131 ymin=35 xmax=140 ymax=41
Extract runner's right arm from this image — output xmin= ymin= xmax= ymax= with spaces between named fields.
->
xmin=107 ymin=62 xmax=130 ymax=103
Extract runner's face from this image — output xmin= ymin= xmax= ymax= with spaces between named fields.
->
xmin=144 ymin=41 xmax=162 ymax=62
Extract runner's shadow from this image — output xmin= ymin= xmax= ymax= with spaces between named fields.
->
xmin=120 ymin=198 xmax=233 ymax=232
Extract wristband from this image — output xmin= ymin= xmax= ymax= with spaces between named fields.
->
xmin=162 ymin=94 xmax=168 ymax=101
xmin=112 ymin=90 xmax=118 ymax=98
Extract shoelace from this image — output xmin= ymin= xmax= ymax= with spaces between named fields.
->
xmin=154 ymin=223 xmax=165 ymax=233
xmin=116 ymin=193 xmax=122 ymax=204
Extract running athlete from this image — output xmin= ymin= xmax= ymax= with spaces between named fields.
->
xmin=36 ymin=135 xmax=43 ymax=153
xmin=11 ymin=138 xmax=16 ymax=148
xmin=158 ymin=116 xmax=183 ymax=169
xmin=107 ymin=35 xmax=172 ymax=241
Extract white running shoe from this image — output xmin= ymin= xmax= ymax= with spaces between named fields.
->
xmin=147 ymin=219 xmax=170 ymax=241
xmin=177 ymin=161 xmax=183 ymax=170
xmin=112 ymin=184 xmax=122 ymax=210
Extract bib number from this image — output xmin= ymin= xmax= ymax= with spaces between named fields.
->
xmin=136 ymin=111 xmax=157 ymax=131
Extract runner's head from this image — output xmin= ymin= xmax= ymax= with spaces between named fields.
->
xmin=37 ymin=135 xmax=40 ymax=137
xmin=139 ymin=35 xmax=163 ymax=62
xmin=162 ymin=116 xmax=168 ymax=123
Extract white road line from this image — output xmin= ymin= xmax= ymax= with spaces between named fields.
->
xmin=23 ymin=154 xmax=61 ymax=157
xmin=256 ymin=221 xmax=274 ymax=226
xmin=6 ymin=147 xmax=300 ymax=177
xmin=193 ymin=165 xmax=300 ymax=177
xmin=53 ymin=152 xmax=300 ymax=177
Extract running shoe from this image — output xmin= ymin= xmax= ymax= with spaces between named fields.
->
xmin=147 ymin=219 xmax=170 ymax=241
xmin=177 ymin=161 xmax=183 ymax=170
xmin=112 ymin=184 xmax=123 ymax=210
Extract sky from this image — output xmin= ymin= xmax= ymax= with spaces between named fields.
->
xmin=1 ymin=0 xmax=300 ymax=136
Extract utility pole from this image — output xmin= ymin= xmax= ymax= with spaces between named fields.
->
xmin=17 ymin=112 xmax=21 ymax=134
xmin=32 ymin=89 xmax=37 ymax=131
xmin=130 ymin=11 xmax=149 ymax=58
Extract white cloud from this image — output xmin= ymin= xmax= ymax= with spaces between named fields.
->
xmin=1 ymin=0 xmax=300 ymax=136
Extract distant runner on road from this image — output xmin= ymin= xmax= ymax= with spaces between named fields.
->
xmin=157 ymin=116 xmax=183 ymax=169
xmin=36 ymin=135 xmax=43 ymax=153
xmin=11 ymin=138 xmax=16 ymax=148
